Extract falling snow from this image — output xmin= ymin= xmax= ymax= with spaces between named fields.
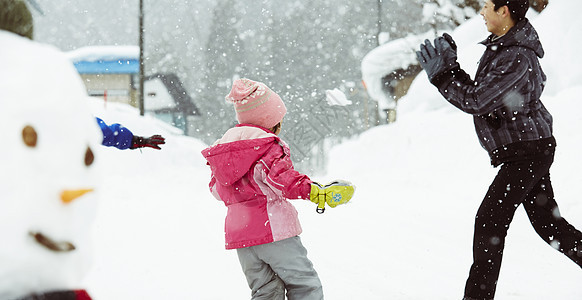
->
xmin=2 ymin=1 xmax=582 ymax=300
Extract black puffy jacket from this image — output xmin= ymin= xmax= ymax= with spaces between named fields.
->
xmin=435 ymin=19 xmax=553 ymax=155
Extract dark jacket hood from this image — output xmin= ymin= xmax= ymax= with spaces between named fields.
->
xmin=481 ymin=18 xmax=544 ymax=59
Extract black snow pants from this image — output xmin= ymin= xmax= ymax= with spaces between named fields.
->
xmin=464 ymin=137 xmax=582 ymax=300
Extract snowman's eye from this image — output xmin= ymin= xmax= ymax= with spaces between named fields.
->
xmin=84 ymin=147 xmax=94 ymax=166
xmin=22 ymin=125 xmax=37 ymax=147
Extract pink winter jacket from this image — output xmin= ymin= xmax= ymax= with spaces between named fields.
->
xmin=201 ymin=124 xmax=312 ymax=249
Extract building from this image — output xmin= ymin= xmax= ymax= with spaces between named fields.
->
xmin=361 ymin=32 xmax=432 ymax=123
xmin=67 ymin=45 xmax=140 ymax=106
xmin=144 ymin=73 xmax=200 ymax=133
xmin=67 ymin=46 xmax=200 ymax=133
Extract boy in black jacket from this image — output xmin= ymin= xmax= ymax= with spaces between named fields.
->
xmin=416 ymin=0 xmax=582 ymax=299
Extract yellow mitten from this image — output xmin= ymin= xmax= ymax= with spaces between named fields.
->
xmin=310 ymin=180 xmax=355 ymax=213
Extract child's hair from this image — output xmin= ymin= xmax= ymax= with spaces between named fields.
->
xmin=492 ymin=0 xmax=529 ymax=23
xmin=225 ymin=78 xmax=287 ymax=129
xmin=270 ymin=122 xmax=281 ymax=134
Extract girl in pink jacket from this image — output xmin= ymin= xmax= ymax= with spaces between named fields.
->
xmin=202 ymin=78 xmax=353 ymax=300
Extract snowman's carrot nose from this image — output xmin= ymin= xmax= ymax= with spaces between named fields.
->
xmin=61 ymin=189 xmax=94 ymax=204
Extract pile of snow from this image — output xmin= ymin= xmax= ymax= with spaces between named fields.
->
xmin=83 ymin=99 xmax=219 ymax=299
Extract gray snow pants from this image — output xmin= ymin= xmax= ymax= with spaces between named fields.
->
xmin=236 ymin=236 xmax=323 ymax=300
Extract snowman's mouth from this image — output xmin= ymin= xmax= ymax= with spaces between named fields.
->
xmin=29 ymin=231 xmax=76 ymax=252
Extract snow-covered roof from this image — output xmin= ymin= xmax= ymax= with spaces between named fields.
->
xmin=144 ymin=73 xmax=199 ymax=115
xmin=361 ymin=30 xmax=436 ymax=109
xmin=66 ymin=45 xmax=139 ymax=63
xmin=66 ymin=46 xmax=140 ymax=74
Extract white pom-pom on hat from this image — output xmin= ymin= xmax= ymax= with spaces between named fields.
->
xmin=225 ymin=78 xmax=259 ymax=104
xmin=225 ymin=78 xmax=287 ymax=129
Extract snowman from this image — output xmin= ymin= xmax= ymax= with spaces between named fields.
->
xmin=0 ymin=28 xmax=102 ymax=299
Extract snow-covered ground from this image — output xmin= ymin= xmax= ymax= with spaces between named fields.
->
xmin=3 ymin=1 xmax=581 ymax=299
xmin=82 ymin=2 xmax=582 ymax=299
xmin=82 ymin=91 xmax=582 ymax=300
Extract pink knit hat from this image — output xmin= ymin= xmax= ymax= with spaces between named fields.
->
xmin=225 ymin=78 xmax=287 ymax=129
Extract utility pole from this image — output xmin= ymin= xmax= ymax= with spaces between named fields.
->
xmin=373 ymin=0 xmax=383 ymax=125
xmin=376 ymin=0 xmax=382 ymax=46
xmin=138 ymin=0 xmax=145 ymax=116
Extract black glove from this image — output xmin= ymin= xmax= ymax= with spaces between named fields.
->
xmin=131 ymin=135 xmax=165 ymax=150
xmin=416 ymin=37 xmax=459 ymax=83
xmin=442 ymin=32 xmax=457 ymax=51
xmin=435 ymin=33 xmax=458 ymax=68
xmin=432 ymin=33 xmax=472 ymax=87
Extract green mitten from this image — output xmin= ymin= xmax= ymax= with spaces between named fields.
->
xmin=310 ymin=180 xmax=355 ymax=213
